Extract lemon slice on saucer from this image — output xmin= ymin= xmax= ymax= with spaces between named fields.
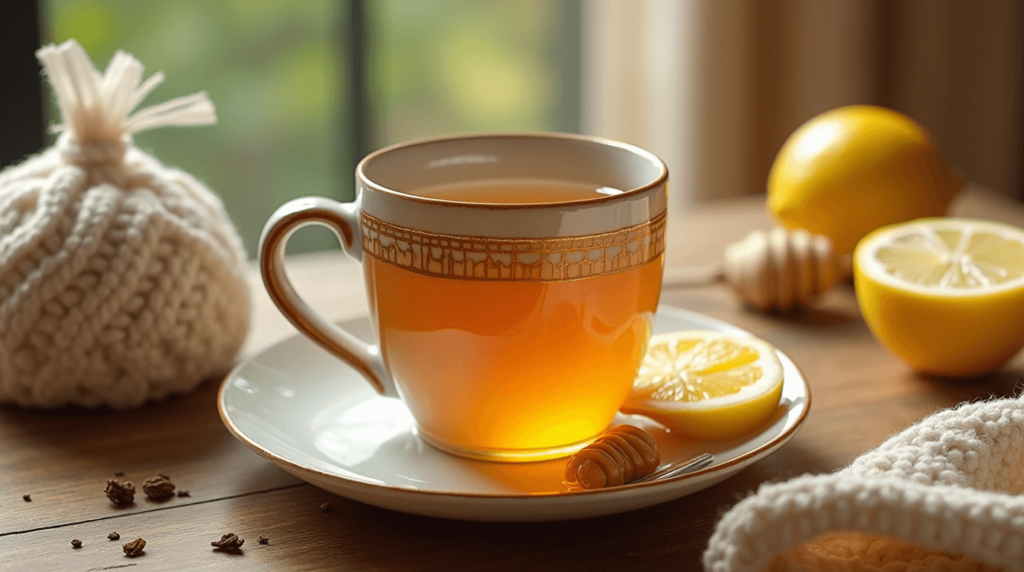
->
xmin=621 ymin=331 xmax=784 ymax=440
xmin=854 ymin=218 xmax=1024 ymax=376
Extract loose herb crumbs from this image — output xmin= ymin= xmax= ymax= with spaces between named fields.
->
xmin=105 ymin=480 xmax=136 ymax=505
xmin=123 ymin=538 xmax=146 ymax=557
xmin=211 ymin=533 xmax=244 ymax=551
xmin=142 ymin=474 xmax=176 ymax=500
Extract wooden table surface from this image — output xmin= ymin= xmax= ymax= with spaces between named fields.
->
xmin=4 ymin=186 xmax=1024 ymax=571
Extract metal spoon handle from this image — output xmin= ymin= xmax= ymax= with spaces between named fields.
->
xmin=633 ymin=453 xmax=714 ymax=484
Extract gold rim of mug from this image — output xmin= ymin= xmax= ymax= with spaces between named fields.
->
xmin=359 ymin=210 xmax=667 ymax=283
xmin=355 ymin=132 xmax=669 ymax=210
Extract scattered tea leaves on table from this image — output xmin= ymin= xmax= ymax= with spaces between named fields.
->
xmin=71 ymin=539 xmax=82 ymax=548
xmin=258 ymin=535 xmax=270 ymax=545
xmin=142 ymin=474 xmax=176 ymax=500
xmin=123 ymin=538 xmax=146 ymax=557
xmin=108 ymin=532 xmax=120 ymax=541
xmin=22 ymin=494 xmax=30 ymax=502
xmin=321 ymin=502 xmax=333 ymax=513
xmin=211 ymin=533 xmax=244 ymax=551
xmin=114 ymin=470 xmax=124 ymax=476
xmin=105 ymin=480 xmax=136 ymax=505
xmin=177 ymin=489 xmax=190 ymax=497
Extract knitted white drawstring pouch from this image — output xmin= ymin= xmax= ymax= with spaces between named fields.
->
xmin=704 ymin=396 xmax=1024 ymax=571
xmin=0 ymin=39 xmax=250 ymax=409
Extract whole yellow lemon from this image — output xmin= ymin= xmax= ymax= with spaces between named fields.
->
xmin=768 ymin=105 xmax=962 ymax=255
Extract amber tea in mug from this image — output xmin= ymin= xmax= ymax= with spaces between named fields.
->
xmin=367 ymin=178 xmax=663 ymax=455
xmin=261 ymin=134 xmax=668 ymax=462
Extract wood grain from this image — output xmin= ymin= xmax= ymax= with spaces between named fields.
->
xmin=3 ymin=185 xmax=1023 ymax=570
xmin=0 ymin=380 xmax=303 ymax=536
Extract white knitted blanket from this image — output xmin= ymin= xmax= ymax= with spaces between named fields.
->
xmin=704 ymin=397 xmax=1024 ymax=571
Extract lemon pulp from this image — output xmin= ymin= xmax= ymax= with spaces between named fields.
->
xmin=636 ymin=338 xmax=763 ymax=401
xmin=855 ymin=218 xmax=1024 ymax=376
xmin=874 ymin=226 xmax=1024 ymax=288
xmin=622 ymin=332 xmax=784 ymax=440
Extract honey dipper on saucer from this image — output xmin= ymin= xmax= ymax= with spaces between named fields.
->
xmin=564 ymin=425 xmax=660 ymax=490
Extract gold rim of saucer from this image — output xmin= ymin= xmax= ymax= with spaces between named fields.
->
xmin=217 ymin=306 xmax=813 ymax=503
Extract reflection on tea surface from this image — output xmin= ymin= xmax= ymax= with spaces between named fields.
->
xmin=408 ymin=178 xmax=624 ymax=204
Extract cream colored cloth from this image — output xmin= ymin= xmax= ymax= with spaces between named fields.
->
xmin=0 ymin=40 xmax=249 ymax=409
xmin=704 ymin=397 xmax=1024 ymax=571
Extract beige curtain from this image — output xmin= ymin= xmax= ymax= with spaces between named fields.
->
xmin=583 ymin=0 xmax=1024 ymax=206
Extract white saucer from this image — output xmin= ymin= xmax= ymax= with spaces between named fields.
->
xmin=219 ymin=305 xmax=810 ymax=522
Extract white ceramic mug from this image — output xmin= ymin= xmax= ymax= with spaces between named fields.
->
xmin=260 ymin=133 xmax=668 ymax=462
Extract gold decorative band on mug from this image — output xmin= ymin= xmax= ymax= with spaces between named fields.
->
xmin=361 ymin=211 xmax=666 ymax=281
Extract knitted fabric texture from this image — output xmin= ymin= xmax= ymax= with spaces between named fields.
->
xmin=704 ymin=397 xmax=1024 ymax=571
xmin=0 ymin=40 xmax=250 ymax=409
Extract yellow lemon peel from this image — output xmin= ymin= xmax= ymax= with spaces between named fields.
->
xmin=768 ymin=105 xmax=962 ymax=255
xmin=855 ymin=218 xmax=1024 ymax=376
xmin=622 ymin=331 xmax=784 ymax=440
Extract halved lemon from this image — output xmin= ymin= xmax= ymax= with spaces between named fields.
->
xmin=854 ymin=218 xmax=1024 ymax=376
xmin=621 ymin=331 xmax=784 ymax=440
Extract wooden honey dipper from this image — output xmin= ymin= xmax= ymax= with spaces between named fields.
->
xmin=662 ymin=227 xmax=850 ymax=312
xmin=564 ymin=425 xmax=660 ymax=489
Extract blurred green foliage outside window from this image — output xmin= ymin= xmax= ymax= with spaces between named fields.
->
xmin=50 ymin=0 xmax=580 ymax=256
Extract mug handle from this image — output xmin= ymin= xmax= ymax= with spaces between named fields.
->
xmin=258 ymin=196 xmax=397 ymax=397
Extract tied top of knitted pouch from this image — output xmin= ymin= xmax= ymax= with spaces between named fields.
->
xmin=704 ymin=396 xmax=1024 ymax=572
xmin=0 ymin=40 xmax=250 ymax=409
